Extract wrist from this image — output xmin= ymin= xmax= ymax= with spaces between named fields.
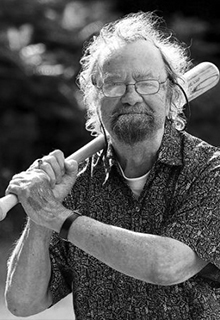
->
xmin=24 ymin=218 xmax=53 ymax=247
xmin=59 ymin=210 xmax=81 ymax=241
xmin=27 ymin=218 xmax=53 ymax=239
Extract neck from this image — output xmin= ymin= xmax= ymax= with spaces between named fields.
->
xmin=111 ymin=128 xmax=164 ymax=178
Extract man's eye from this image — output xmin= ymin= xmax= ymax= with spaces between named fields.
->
xmin=111 ymin=82 xmax=121 ymax=85
xmin=139 ymin=81 xmax=154 ymax=87
xmin=105 ymin=83 xmax=122 ymax=89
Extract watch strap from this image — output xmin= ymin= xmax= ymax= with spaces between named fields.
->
xmin=59 ymin=210 xmax=81 ymax=241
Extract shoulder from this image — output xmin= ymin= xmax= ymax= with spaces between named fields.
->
xmin=181 ymin=130 xmax=220 ymax=168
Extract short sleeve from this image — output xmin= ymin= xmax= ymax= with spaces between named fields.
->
xmin=162 ymin=161 xmax=220 ymax=269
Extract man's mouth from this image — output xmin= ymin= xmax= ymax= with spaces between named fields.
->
xmin=116 ymin=111 xmax=150 ymax=118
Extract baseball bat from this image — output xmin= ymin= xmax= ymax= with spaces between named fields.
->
xmin=0 ymin=62 xmax=219 ymax=221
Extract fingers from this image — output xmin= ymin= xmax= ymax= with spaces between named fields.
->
xmin=6 ymin=152 xmax=79 ymax=207
xmin=5 ymin=170 xmax=49 ymax=198
xmin=39 ymin=150 xmax=64 ymax=188
xmin=5 ymin=174 xmax=21 ymax=196
xmin=28 ymin=150 xmax=78 ymax=188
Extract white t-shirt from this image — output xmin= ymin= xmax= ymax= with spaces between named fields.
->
xmin=118 ymin=164 xmax=149 ymax=198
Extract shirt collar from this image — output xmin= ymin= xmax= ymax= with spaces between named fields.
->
xmin=157 ymin=120 xmax=183 ymax=166
xmin=96 ymin=120 xmax=183 ymax=183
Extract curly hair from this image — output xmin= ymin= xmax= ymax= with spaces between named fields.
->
xmin=77 ymin=11 xmax=192 ymax=135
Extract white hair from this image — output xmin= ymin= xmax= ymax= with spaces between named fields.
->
xmin=78 ymin=11 xmax=192 ymax=135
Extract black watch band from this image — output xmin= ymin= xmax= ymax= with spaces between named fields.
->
xmin=59 ymin=210 xmax=81 ymax=241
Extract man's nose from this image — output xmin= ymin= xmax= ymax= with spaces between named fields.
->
xmin=121 ymin=84 xmax=143 ymax=105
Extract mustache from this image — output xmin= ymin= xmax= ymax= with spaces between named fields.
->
xmin=110 ymin=105 xmax=152 ymax=118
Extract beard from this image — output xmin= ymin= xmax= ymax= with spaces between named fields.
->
xmin=110 ymin=109 xmax=163 ymax=145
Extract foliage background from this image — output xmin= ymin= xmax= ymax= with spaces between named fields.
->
xmin=0 ymin=0 xmax=219 ymax=319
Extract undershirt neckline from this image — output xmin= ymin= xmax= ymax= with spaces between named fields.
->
xmin=118 ymin=163 xmax=149 ymax=198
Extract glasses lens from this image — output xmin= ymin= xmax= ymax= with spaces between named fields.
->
xmin=136 ymin=80 xmax=159 ymax=95
xmin=101 ymin=80 xmax=162 ymax=97
xmin=103 ymin=83 xmax=125 ymax=97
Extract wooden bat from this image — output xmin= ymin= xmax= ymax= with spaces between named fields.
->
xmin=0 ymin=62 xmax=219 ymax=221
xmin=178 ymin=61 xmax=220 ymax=105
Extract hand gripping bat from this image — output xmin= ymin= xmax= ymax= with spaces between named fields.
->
xmin=0 ymin=61 xmax=219 ymax=221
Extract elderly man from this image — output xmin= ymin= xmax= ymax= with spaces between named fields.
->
xmin=5 ymin=11 xmax=220 ymax=319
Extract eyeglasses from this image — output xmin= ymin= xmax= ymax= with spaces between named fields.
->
xmin=97 ymin=79 xmax=168 ymax=98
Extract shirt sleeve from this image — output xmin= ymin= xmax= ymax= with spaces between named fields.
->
xmin=48 ymin=232 xmax=74 ymax=305
xmin=162 ymin=159 xmax=220 ymax=269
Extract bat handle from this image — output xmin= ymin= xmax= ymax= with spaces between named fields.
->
xmin=0 ymin=134 xmax=106 ymax=221
xmin=0 ymin=194 xmax=18 ymax=221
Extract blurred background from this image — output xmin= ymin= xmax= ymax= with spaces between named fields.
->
xmin=0 ymin=0 xmax=219 ymax=319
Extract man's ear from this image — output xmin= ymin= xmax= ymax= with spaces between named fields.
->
xmin=165 ymin=84 xmax=174 ymax=117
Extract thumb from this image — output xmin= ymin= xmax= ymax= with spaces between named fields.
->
xmin=64 ymin=159 xmax=78 ymax=176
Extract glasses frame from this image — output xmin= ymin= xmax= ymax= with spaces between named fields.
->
xmin=97 ymin=78 xmax=169 ymax=98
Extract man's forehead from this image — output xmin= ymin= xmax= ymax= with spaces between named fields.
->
xmin=98 ymin=39 xmax=165 ymax=78
xmin=101 ymin=69 xmax=155 ymax=81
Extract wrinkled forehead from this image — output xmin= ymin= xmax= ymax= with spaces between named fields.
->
xmin=97 ymin=39 xmax=166 ymax=80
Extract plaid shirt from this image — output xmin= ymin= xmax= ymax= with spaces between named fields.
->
xmin=49 ymin=121 xmax=220 ymax=319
